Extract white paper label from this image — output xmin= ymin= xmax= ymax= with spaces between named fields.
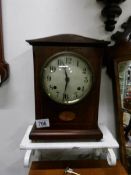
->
xmin=36 ymin=119 xmax=50 ymax=128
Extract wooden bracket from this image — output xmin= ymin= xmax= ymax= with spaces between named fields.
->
xmin=111 ymin=16 xmax=131 ymax=42
xmin=97 ymin=0 xmax=127 ymax=32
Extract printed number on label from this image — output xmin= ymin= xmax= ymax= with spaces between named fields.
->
xmin=36 ymin=119 xmax=50 ymax=128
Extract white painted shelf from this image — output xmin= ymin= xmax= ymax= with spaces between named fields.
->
xmin=20 ymin=123 xmax=119 ymax=167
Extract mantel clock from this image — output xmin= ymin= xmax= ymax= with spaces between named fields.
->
xmin=27 ymin=34 xmax=109 ymax=140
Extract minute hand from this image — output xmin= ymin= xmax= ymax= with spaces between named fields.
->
xmin=64 ymin=68 xmax=70 ymax=91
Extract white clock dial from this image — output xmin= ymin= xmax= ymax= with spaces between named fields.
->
xmin=41 ymin=52 xmax=93 ymax=104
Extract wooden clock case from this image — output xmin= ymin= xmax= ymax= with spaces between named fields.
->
xmin=27 ymin=34 xmax=109 ymax=141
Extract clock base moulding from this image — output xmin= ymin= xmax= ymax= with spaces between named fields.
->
xmin=29 ymin=124 xmax=103 ymax=140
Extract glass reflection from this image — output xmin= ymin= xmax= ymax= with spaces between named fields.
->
xmin=119 ymin=61 xmax=131 ymax=111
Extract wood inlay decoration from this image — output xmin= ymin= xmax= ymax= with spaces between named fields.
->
xmin=97 ymin=0 xmax=127 ymax=32
xmin=0 ymin=0 xmax=9 ymax=86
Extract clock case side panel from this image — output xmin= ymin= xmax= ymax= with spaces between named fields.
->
xmin=32 ymin=46 xmax=44 ymax=118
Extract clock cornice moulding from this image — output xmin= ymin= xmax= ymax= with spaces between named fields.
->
xmin=26 ymin=34 xmax=110 ymax=47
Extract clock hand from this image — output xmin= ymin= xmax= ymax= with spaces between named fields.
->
xmin=64 ymin=67 xmax=70 ymax=91
xmin=63 ymin=67 xmax=70 ymax=102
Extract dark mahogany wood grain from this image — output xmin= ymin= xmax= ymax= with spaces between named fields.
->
xmin=0 ymin=0 xmax=9 ymax=86
xmin=27 ymin=34 xmax=109 ymax=141
xmin=29 ymin=160 xmax=128 ymax=175
xmin=106 ymin=16 xmax=131 ymax=173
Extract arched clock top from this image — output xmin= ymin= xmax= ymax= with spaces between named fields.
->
xmin=26 ymin=34 xmax=110 ymax=47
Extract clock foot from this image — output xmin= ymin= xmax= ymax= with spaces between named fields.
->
xmin=29 ymin=123 xmax=103 ymax=141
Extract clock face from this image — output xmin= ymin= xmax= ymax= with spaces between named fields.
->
xmin=41 ymin=51 xmax=93 ymax=104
